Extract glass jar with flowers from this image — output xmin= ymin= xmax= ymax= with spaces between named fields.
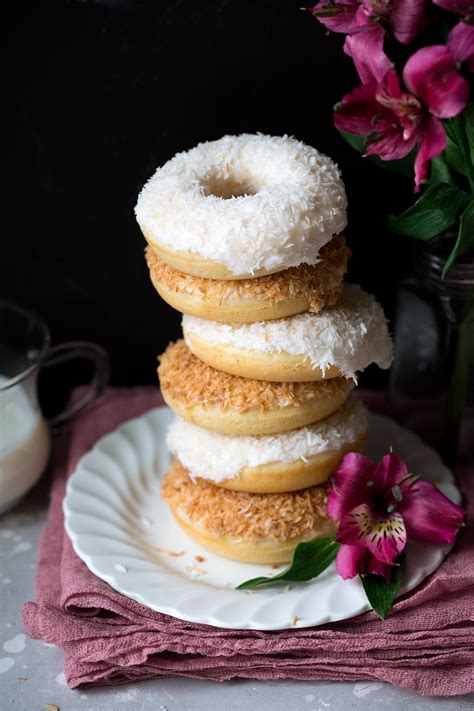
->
xmin=305 ymin=0 xmax=474 ymax=461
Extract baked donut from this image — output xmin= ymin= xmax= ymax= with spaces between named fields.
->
xmin=161 ymin=460 xmax=335 ymax=563
xmin=158 ymin=340 xmax=353 ymax=436
xmin=146 ymin=234 xmax=350 ymax=323
xmin=182 ymin=284 xmax=393 ymax=382
xmin=166 ymin=396 xmax=368 ymax=494
xmin=135 ymin=134 xmax=347 ymax=279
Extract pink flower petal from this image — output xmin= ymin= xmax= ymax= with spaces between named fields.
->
xmin=336 ymin=545 xmax=394 ymax=580
xmin=310 ymin=0 xmax=361 ymax=33
xmin=403 ymin=45 xmax=470 ymax=118
xmin=372 ymin=452 xmax=409 ymax=492
xmin=337 ymin=503 xmax=407 ymax=565
xmin=335 ymin=544 xmax=365 ymax=579
xmin=391 ymin=0 xmax=429 ymax=44
xmin=413 ymin=115 xmax=447 ymax=191
xmin=354 ymin=1 xmax=391 ymax=27
xmin=365 ymin=128 xmax=418 ymax=160
xmin=334 ymin=78 xmax=414 ymax=159
xmin=364 ymin=68 xmax=423 ymax=160
xmin=379 ymin=65 xmax=404 ymax=100
xmin=448 ymin=21 xmax=474 ymax=65
xmin=334 ymin=82 xmax=383 ymax=135
xmin=399 ymin=479 xmax=464 ymax=544
xmin=365 ymin=553 xmax=397 ymax=580
xmin=327 ymin=452 xmax=376 ymax=523
xmin=344 ymin=27 xmax=392 ymax=83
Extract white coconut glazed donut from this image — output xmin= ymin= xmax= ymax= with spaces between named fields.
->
xmin=166 ymin=396 xmax=368 ymax=493
xmin=135 ymin=134 xmax=347 ymax=279
xmin=182 ymin=283 xmax=394 ymax=382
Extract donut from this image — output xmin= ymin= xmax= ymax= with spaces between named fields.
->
xmin=182 ymin=284 xmax=393 ymax=382
xmin=158 ymin=340 xmax=354 ymax=436
xmin=135 ymin=134 xmax=347 ymax=279
xmin=161 ymin=460 xmax=336 ymax=563
xmin=145 ymin=234 xmax=350 ymax=323
xmin=166 ymin=396 xmax=368 ymax=494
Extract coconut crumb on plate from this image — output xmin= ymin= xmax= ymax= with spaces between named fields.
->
xmin=154 ymin=547 xmax=185 ymax=558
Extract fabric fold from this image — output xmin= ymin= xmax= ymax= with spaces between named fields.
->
xmin=22 ymin=387 xmax=474 ymax=696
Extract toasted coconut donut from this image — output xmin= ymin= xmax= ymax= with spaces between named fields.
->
xmin=146 ymin=235 xmax=350 ymax=323
xmin=162 ymin=460 xmax=336 ymax=563
xmin=135 ymin=134 xmax=347 ymax=279
xmin=182 ymin=284 xmax=393 ymax=382
xmin=166 ymin=396 xmax=368 ymax=493
xmin=158 ymin=341 xmax=354 ymax=436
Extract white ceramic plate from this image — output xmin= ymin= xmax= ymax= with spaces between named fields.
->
xmin=64 ymin=406 xmax=461 ymax=630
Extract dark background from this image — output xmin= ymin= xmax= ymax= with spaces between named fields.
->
xmin=3 ymin=0 xmax=413 ymax=391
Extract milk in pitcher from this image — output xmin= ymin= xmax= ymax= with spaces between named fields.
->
xmin=0 ymin=375 xmax=50 ymax=513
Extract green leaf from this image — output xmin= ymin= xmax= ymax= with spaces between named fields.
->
xmin=444 ymin=109 xmax=474 ymax=191
xmin=463 ymin=103 xmax=474 ymax=169
xmin=443 ymin=199 xmax=474 ymax=276
xmin=360 ymin=564 xmax=403 ymax=620
xmin=388 ymin=183 xmax=471 ymax=240
xmin=430 ymin=155 xmax=456 ymax=186
xmin=444 ymin=116 xmax=468 ymax=178
xmin=236 ymin=538 xmax=339 ymax=590
xmin=339 ymin=131 xmax=366 ymax=155
xmin=339 ymin=131 xmax=415 ymax=178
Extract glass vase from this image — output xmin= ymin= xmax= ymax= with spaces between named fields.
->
xmin=388 ymin=236 xmax=474 ymax=463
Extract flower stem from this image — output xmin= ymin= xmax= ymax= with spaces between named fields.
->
xmin=441 ymin=289 xmax=474 ymax=464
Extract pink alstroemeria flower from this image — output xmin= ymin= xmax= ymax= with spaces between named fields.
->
xmin=310 ymin=0 xmax=429 ymax=79
xmin=309 ymin=0 xmax=428 ymax=44
xmin=327 ymin=452 xmax=464 ymax=581
xmin=433 ymin=0 xmax=474 ymax=69
xmin=334 ymin=44 xmax=470 ymax=189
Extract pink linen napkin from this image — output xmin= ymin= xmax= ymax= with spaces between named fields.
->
xmin=22 ymin=387 xmax=474 ymax=695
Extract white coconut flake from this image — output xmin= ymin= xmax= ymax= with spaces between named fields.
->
xmin=183 ymin=283 xmax=393 ymax=380
xmin=135 ymin=134 xmax=347 ymax=276
xmin=166 ymin=396 xmax=368 ymax=483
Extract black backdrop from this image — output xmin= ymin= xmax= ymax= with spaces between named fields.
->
xmin=3 ymin=0 xmax=413 ymax=389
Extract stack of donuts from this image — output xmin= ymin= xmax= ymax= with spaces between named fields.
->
xmin=135 ymin=134 xmax=393 ymax=564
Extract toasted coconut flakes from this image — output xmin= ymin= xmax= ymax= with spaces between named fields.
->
xmin=154 ymin=547 xmax=185 ymax=557
xmin=162 ymin=461 xmax=333 ymax=543
xmin=146 ymin=234 xmax=350 ymax=312
xmin=290 ymin=615 xmax=300 ymax=625
xmin=158 ymin=340 xmax=353 ymax=413
xmin=185 ymin=564 xmax=206 ymax=577
xmin=195 ymin=555 xmax=206 ymax=563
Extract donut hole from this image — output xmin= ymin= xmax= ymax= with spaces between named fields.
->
xmin=201 ymin=171 xmax=259 ymax=199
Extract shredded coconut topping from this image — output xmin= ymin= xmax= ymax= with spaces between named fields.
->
xmin=135 ymin=134 xmax=347 ymax=276
xmin=166 ymin=396 xmax=368 ymax=483
xmin=183 ymin=284 xmax=393 ymax=380
xmin=146 ymin=234 xmax=349 ymax=312
xmin=159 ymin=340 xmax=353 ymax=412
xmin=162 ymin=460 xmax=332 ymax=542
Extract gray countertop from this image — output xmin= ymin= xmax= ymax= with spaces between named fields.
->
xmin=1 ymin=476 xmax=472 ymax=711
